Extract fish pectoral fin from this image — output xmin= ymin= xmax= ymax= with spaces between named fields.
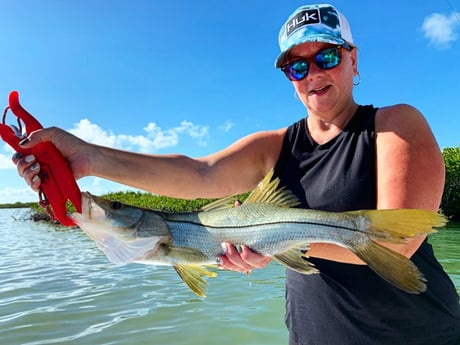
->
xmin=352 ymin=240 xmax=426 ymax=294
xmin=173 ymin=264 xmax=218 ymax=298
xmin=97 ymin=236 xmax=165 ymax=265
xmin=273 ymin=247 xmax=318 ymax=275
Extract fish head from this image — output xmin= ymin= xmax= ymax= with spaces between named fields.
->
xmin=71 ymin=192 xmax=145 ymax=240
xmin=70 ymin=192 xmax=173 ymax=265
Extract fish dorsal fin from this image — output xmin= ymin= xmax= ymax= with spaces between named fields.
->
xmin=201 ymin=169 xmax=300 ymax=212
xmin=173 ymin=264 xmax=218 ymax=297
xmin=244 ymin=169 xmax=300 ymax=208
xmin=200 ymin=195 xmax=237 ymax=212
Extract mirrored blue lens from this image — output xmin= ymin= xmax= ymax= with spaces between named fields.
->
xmin=285 ymin=60 xmax=309 ymax=81
xmin=316 ymin=47 xmax=340 ymax=69
xmin=282 ymin=47 xmax=342 ymax=81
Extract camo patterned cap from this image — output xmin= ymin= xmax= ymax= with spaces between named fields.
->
xmin=275 ymin=4 xmax=354 ymax=68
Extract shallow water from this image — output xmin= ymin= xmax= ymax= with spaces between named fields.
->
xmin=0 ymin=208 xmax=458 ymax=345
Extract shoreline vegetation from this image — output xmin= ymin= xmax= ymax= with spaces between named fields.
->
xmin=0 ymin=191 xmax=246 ymax=223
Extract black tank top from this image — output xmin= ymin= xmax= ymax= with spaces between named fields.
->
xmin=274 ymin=105 xmax=460 ymax=345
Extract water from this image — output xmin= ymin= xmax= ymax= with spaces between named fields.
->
xmin=0 ymin=209 xmax=458 ymax=345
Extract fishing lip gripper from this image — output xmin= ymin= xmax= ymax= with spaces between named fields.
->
xmin=0 ymin=91 xmax=81 ymax=226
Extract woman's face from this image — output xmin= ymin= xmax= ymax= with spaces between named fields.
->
xmin=286 ymin=42 xmax=358 ymax=117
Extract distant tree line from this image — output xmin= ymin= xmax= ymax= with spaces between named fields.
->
xmin=442 ymin=146 xmax=460 ymax=220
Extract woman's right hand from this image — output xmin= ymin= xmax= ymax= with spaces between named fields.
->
xmin=11 ymin=127 xmax=91 ymax=191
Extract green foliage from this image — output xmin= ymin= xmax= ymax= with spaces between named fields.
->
xmin=102 ymin=191 xmax=249 ymax=212
xmin=102 ymin=191 xmax=215 ymax=212
xmin=442 ymin=146 xmax=460 ymax=220
xmin=0 ymin=189 xmax=250 ymax=223
xmin=0 ymin=201 xmax=36 ymax=209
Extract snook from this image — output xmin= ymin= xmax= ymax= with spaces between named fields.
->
xmin=70 ymin=170 xmax=446 ymax=297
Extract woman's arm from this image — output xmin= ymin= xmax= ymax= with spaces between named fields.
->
xmin=16 ymin=126 xmax=286 ymax=200
xmin=304 ymin=104 xmax=445 ymax=263
xmin=223 ymin=104 xmax=445 ymax=270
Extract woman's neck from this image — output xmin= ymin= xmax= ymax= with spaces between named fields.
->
xmin=306 ymin=101 xmax=359 ymax=145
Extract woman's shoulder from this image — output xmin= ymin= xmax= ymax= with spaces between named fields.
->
xmin=375 ymin=103 xmax=423 ymax=126
xmin=374 ymin=103 xmax=432 ymax=136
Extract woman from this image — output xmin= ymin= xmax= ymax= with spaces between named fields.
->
xmin=14 ymin=4 xmax=460 ymax=344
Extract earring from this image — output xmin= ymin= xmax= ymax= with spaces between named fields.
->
xmin=353 ymin=72 xmax=361 ymax=86
xmin=294 ymin=91 xmax=301 ymax=100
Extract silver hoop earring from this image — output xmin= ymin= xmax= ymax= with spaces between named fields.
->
xmin=353 ymin=72 xmax=361 ymax=86
xmin=294 ymin=91 xmax=301 ymax=100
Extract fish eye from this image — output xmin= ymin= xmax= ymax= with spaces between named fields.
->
xmin=110 ymin=201 xmax=123 ymax=210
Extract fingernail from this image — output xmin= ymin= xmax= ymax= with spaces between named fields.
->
xmin=221 ymin=242 xmax=228 ymax=254
xmin=19 ymin=138 xmax=30 ymax=146
xmin=30 ymin=162 xmax=40 ymax=171
xmin=235 ymin=244 xmax=243 ymax=254
xmin=13 ymin=152 xmax=22 ymax=161
xmin=25 ymin=154 xmax=35 ymax=163
xmin=31 ymin=175 xmax=39 ymax=184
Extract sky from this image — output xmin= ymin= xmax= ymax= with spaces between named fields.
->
xmin=0 ymin=0 xmax=459 ymax=203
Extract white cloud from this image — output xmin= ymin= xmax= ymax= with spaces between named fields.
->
xmin=0 ymin=143 xmax=15 ymax=170
xmin=69 ymin=118 xmax=209 ymax=153
xmin=0 ymin=118 xmax=210 ymax=171
xmin=421 ymin=12 xmax=460 ymax=48
xmin=69 ymin=119 xmax=117 ymax=147
xmin=219 ymin=120 xmax=235 ymax=132
xmin=0 ymin=153 xmax=15 ymax=170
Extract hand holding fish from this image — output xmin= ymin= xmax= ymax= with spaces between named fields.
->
xmin=218 ymin=200 xmax=272 ymax=274
xmin=218 ymin=242 xmax=272 ymax=274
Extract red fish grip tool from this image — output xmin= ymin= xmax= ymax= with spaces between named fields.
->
xmin=0 ymin=91 xmax=81 ymax=226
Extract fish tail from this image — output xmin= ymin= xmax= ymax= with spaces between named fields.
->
xmin=348 ymin=209 xmax=445 ymax=293
xmin=356 ymin=209 xmax=446 ymax=243
xmin=352 ymin=240 xmax=426 ymax=293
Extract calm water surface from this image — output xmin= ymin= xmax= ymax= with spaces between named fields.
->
xmin=0 ymin=208 xmax=458 ymax=345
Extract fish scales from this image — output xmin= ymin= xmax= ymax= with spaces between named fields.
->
xmin=162 ymin=204 xmax=368 ymax=259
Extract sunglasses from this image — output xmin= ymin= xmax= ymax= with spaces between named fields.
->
xmin=281 ymin=45 xmax=351 ymax=81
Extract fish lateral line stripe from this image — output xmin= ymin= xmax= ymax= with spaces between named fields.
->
xmin=166 ymin=219 xmax=361 ymax=232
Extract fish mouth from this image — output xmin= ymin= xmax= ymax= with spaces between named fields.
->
xmin=80 ymin=192 xmax=93 ymax=218
xmin=76 ymin=192 xmax=104 ymax=221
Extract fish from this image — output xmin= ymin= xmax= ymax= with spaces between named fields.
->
xmin=69 ymin=170 xmax=446 ymax=297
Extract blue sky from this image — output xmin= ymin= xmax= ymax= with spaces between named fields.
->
xmin=0 ymin=0 xmax=459 ymax=203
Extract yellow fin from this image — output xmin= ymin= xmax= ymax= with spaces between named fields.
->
xmin=273 ymin=247 xmax=318 ymax=275
xmin=200 ymin=195 xmax=238 ymax=212
xmin=351 ymin=209 xmax=446 ymax=243
xmin=352 ymin=240 xmax=426 ymax=294
xmin=244 ymin=169 xmax=300 ymax=207
xmin=173 ymin=264 xmax=217 ymax=297
xmin=201 ymin=169 xmax=300 ymax=212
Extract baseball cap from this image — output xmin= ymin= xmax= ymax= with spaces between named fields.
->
xmin=275 ymin=4 xmax=354 ymax=68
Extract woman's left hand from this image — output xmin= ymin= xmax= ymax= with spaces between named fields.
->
xmin=218 ymin=242 xmax=272 ymax=274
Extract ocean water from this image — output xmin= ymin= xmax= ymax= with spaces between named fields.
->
xmin=0 ymin=208 xmax=458 ymax=345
